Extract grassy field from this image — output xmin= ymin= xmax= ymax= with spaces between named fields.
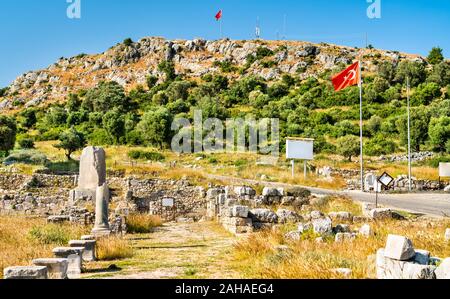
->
xmin=231 ymin=197 xmax=450 ymax=279
xmin=2 ymin=141 xmax=443 ymax=191
xmin=0 ymin=216 xmax=90 ymax=279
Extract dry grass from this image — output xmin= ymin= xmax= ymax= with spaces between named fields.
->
xmin=96 ymin=236 xmax=134 ymax=261
xmin=231 ymin=197 xmax=450 ymax=279
xmin=31 ymin=141 xmax=440 ymax=189
xmin=0 ymin=216 xmax=88 ymax=279
xmin=126 ymin=214 xmax=163 ymax=234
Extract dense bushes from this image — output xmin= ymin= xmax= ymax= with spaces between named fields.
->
xmin=6 ymin=47 xmax=448 ymax=159
xmin=128 ymin=150 xmax=165 ymax=161
xmin=3 ymin=150 xmax=48 ymax=165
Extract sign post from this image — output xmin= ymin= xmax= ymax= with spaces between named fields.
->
xmin=286 ymin=138 xmax=314 ymax=180
xmin=376 ymin=172 xmax=394 ymax=208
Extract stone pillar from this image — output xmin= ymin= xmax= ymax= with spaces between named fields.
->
xmin=70 ymin=147 xmax=106 ymax=201
xmin=91 ymin=183 xmax=111 ymax=237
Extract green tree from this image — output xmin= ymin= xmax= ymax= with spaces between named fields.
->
xmin=364 ymin=134 xmax=397 ymax=156
xmin=137 ymin=107 xmax=173 ymax=148
xmin=366 ymin=115 xmax=383 ymax=135
xmin=0 ymin=116 xmax=17 ymax=156
xmin=123 ymin=38 xmax=133 ymax=47
xmin=396 ymin=108 xmax=430 ymax=152
xmin=102 ymin=108 xmax=125 ymax=144
xmin=427 ymin=47 xmax=444 ymax=65
xmin=66 ymin=93 xmax=81 ymax=112
xmin=158 ymin=60 xmax=177 ymax=81
xmin=378 ymin=62 xmax=396 ymax=84
xmin=394 ymin=60 xmax=426 ymax=87
xmin=428 ymin=116 xmax=450 ymax=153
xmin=146 ymin=75 xmax=158 ymax=89
xmin=54 ymin=127 xmax=86 ymax=160
xmin=83 ymin=81 xmax=129 ymax=112
xmin=411 ymin=82 xmax=442 ymax=106
xmin=19 ymin=108 xmax=37 ymax=129
xmin=427 ymin=62 xmax=450 ymax=87
xmin=336 ymin=135 xmax=360 ymax=162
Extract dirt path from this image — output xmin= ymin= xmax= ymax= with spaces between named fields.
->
xmin=83 ymin=222 xmax=242 ymax=279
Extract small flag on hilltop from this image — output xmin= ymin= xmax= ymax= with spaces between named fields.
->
xmin=331 ymin=61 xmax=360 ymax=92
xmin=215 ymin=10 xmax=223 ymax=21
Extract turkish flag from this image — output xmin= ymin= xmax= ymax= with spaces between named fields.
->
xmin=331 ymin=62 xmax=360 ymax=92
xmin=215 ymin=10 xmax=222 ymax=21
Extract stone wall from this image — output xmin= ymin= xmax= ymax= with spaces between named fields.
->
xmin=0 ymin=173 xmax=207 ymax=221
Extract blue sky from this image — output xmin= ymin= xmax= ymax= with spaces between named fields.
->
xmin=0 ymin=0 xmax=449 ymax=87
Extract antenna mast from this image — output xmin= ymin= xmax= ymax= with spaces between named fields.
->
xmin=256 ymin=17 xmax=261 ymax=39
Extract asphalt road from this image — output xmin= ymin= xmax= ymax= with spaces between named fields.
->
xmin=206 ymin=174 xmax=450 ymax=217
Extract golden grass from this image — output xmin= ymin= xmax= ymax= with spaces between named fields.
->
xmin=0 ymin=216 xmax=89 ymax=279
xmin=31 ymin=141 xmax=441 ymax=189
xmin=126 ymin=214 xmax=163 ymax=234
xmin=231 ymin=196 xmax=450 ymax=279
xmin=96 ymin=236 xmax=134 ymax=261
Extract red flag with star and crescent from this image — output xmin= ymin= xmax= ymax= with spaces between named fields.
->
xmin=215 ymin=10 xmax=223 ymax=21
xmin=331 ymin=61 xmax=360 ymax=92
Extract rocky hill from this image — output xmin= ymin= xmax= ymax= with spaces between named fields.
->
xmin=0 ymin=37 xmax=427 ymax=112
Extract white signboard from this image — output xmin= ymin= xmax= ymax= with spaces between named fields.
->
xmin=162 ymin=198 xmax=175 ymax=207
xmin=439 ymin=163 xmax=450 ymax=177
xmin=286 ymin=138 xmax=314 ymax=160
xmin=378 ymin=172 xmax=394 ymax=187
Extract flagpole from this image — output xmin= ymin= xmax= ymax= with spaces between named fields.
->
xmin=359 ymin=60 xmax=364 ymax=192
xmin=220 ymin=10 xmax=223 ymax=39
xmin=407 ymin=76 xmax=412 ymax=192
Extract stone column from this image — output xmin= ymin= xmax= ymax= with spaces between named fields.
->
xmin=70 ymin=147 xmax=107 ymax=201
xmin=91 ymin=183 xmax=111 ymax=237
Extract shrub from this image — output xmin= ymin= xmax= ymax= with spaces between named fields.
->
xmin=89 ymin=128 xmax=114 ymax=146
xmin=126 ymin=214 xmax=162 ymax=234
xmin=29 ymin=224 xmax=73 ymax=245
xmin=364 ymin=135 xmax=397 ymax=156
xmin=123 ymin=38 xmax=133 ymax=47
xmin=96 ymin=236 xmax=133 ymax=261
xmin=18 ymin=138 xmax=35 ymax=149
xmin=427 ymin=156 xmax=450 ymax=168
xmin=127 ymin=150 xmax=165 ymax=162
xmin=0 ymin=115 xmax=17 ymax=155
xmin=3 ymin=150 xmax=48 ymax=165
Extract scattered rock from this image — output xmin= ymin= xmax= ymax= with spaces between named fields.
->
xmin=311 ymin=217 xmax=333 ymax=235
xmin=384 ymin=235 xmax=416 ymax=261
xmin=434 ymin=258 xmax=450 ymax=279
xmin=230 ymin=205 xmax=249 ymax=218
xmin=276 ymin=209 xmax=302 ymax=224
xmin=333 ymin=224 xmax=351 ymax=233
xmin=328 ymin=211 xmax=353 ymax=222
xmin=332 ymin=268 xmax=352 ymax=278
xmin=335 ymin=232 xmax=356 ymax=243
xmin=359 ymin=224 xmax=373 ymax=238
xmin=249 ymin=209 xmax=278 ymax=223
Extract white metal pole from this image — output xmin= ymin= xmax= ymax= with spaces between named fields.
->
xmin=304 ymin=160 xmax=307 ymax=180
xmin=359 ymin=60 xmax=364 ymax=192
xmin=407 ymin=77 xmax=412 ymax=192
xmin=291 ymin=160 xmax=295 ymax=179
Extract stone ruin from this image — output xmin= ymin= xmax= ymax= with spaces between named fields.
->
xmin=70 ymin=146 xmax=106 ymax=202
xmin=373 ymin=234 xmax=450 ymax=279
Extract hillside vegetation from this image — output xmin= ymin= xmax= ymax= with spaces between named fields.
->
xmin=0 ymin=38 xmax=449 ymax=164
